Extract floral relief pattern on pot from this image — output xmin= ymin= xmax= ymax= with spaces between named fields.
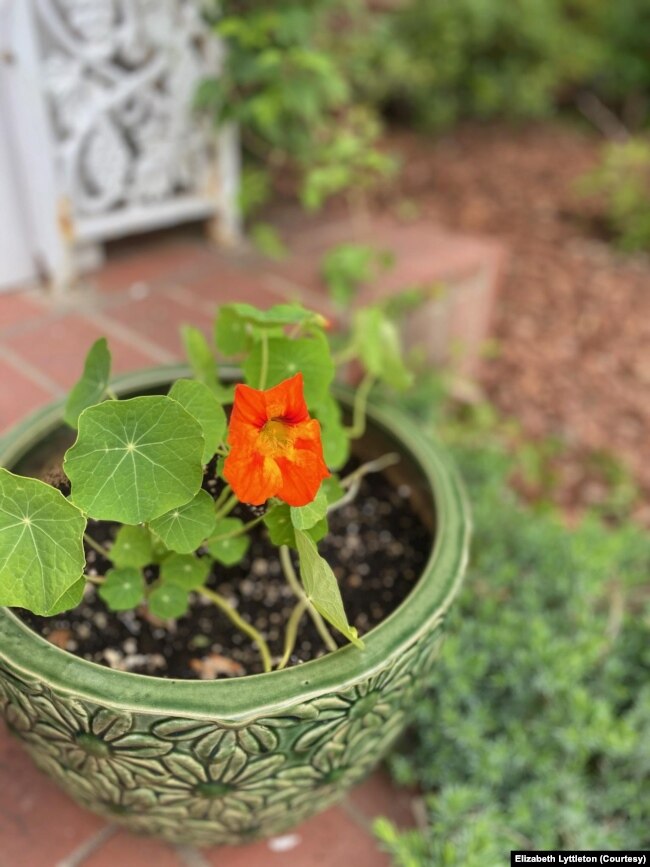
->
xmin=0 ymin=624 xmax=444 ymax=846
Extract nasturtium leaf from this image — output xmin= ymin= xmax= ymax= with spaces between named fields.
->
xmin=151 ymin=536 xmax=172 ymax=564
xmin=0 ymin=469 xmax=86 ymax=616
xmin=290 ymin=488 xmax=328 ymax=530
xmin=182 ymin=325 xmax=217 ymax=389
xmin=181 ymin=326 xmax=234 ymax=402
xmin=98 ymin=567 xmax=145 ymax=611
xmin=168 ymin=379 xmax=227 ymax=465
xmin=148 ymin=583 xmax=190 ymax=620
xmin=64 ymin=396 xmax=205 ymax=525
xmin=243 ymin=333 xmax=334 ymax=404
xmin=206 ymin=518 xmax=250 ymax=566
xmin=313 ymin=394 xmax=350 ymax=470
xmin=149 ymin=490 xmax=216 ymax=554
xmin=322 ymin=476 xmax=345 ymax=506
xmin=295 ymin=529 xmax=363 ymax=648
xmin=64 ymin=338 xmax=112 ymax=428
xmin=160 ymin=554 xmax=210 ymax=590
xmin=226 ymin=302 xmax=327 ymax=328
xmin=264 ymin=504 xmax=328 ymax=549
xmin=53 ymin=578 xmax=86 ymax=615
xmin=214 ymin=306 xmax=250 ymax=356
xmin=352 ymin=307 xmax=413 ymax=391
xmin=110 ymin=525 xmax=153 ymax=569
xmin=263 ymin=504 xmax=295 ymax=547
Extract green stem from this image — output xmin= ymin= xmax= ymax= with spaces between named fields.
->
xmin=279 ymin=545 xmax=337 ymax=653
xmin=105 ymin=387 xmax=119 ymax=401
xmin=85 ymin=574 xmax=105 ymax=586
xmin=198 ymin=587 xmax=272 ymax=673
xmin=214 ymin=493 xmax=239 ymax=522
xmin=344 ymin=373 xmax=376 ymax=440
xmin=258 ymin=332 xmax=270 ymax=390
xmin=212 ymin=485 xmax=232 ymax=514
xmin=332 ymin=345 xmax=357 ymax=366
xmin=83 ymin=533 xmax=111 ymax=560
xmin=209 ymin=511 xmax=268 ymax=542
xmin=277 ymin=599 xmax=308 ymax=670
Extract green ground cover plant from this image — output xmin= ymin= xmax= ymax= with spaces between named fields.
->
xmin=374 ymin=392 xmax=650 ymax=862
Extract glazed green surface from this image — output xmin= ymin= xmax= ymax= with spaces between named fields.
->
xmin=0 ymin=366 xmax=469 ymax=719
xmin=0 ymin=366 xmax=470 ymax=845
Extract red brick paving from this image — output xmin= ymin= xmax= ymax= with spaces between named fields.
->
xmin=0 ymin=357 xmax=57 ymax=430
xmin=0 ymin=215 xmax=501 ymax=863
xmin=0 ymin=725 xmax=106 ymax=867
xmin=0 ymin=293 xmax=47 ymax=333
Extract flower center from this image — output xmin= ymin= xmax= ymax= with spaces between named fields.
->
xmin=260 ymin=418 xmax=293 ymax=453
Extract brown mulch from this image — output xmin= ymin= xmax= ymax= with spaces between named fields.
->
xmin=385 ymin=121 xmax=650 ymax=523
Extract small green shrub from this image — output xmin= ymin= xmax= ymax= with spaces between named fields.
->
xmin=198 ymin=1 xmax=395 ymax=218
xmin=347 ymin=0 xmax=600 ymax=130
xmin=377 ymin=397 xmax=650 ymax=862
xmin=580 ymin=137 xmax=650 ymax=251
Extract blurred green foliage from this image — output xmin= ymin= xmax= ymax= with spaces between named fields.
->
xmin=376 ymin=387 xmax=650 ymax=861
xmin=345 ymin=0 xmax=650 ymax=132
xmin=580 ymin=137 xmax=650 ymax=251
xmin=198 ymin=1 xmax=395 ymax=219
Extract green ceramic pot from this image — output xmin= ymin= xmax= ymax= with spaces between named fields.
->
xmin=0 ymin=366 xmax=470 ymax=847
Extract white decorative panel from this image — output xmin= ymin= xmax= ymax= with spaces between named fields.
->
xmin=31 ymin=0 xmax=235 ymax=243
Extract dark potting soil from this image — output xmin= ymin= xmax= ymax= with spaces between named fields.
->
xmin=18 ymin=461 xmax=433 ymax=680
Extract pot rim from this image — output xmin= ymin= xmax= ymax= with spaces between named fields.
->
xmin=0 ymin=365 xmax=471 ymax=720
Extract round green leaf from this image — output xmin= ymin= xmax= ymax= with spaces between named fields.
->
xmin=243 ymin=334 xmax=334 ymax=404
xmin=168 ymin=379 xmax=227 ymax=466
xmin=64 ymin=338 xmax=112 ymax=428
xmin=110 ymin=525 xmax=153 ymax=569
xmin=313 ymin=394 xmax=350 ymax=470
xmin=264 ymin=504 xmax=328 ymax=549
xmin=64 ymin=396 xmax=205 ymax=524
xmin=0 ymin=469 xmax=86 ymax=616
xmin=290 ymin=488 xmax=328 ymax=530
xmin=149 ymin=490 xmax=216 ymax=554
xmin=98 ymin=567 xmax=145 ymax=611
xmin=148 ymin=584 xmax=190 ymax=620
xmin=352 ymin=307 xmax=413 ymax=391
xmin=160 ymin=554 xmax=210 ymax=590
xmin=206 ymin=518 xmax=250 ymax=566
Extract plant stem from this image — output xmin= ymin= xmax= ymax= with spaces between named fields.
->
xmin=83 ymin=533 xmax=111 ymax=560
xmin=212 ymin=485 xmax=232 ymax=514
xmin=214 ymin=493 xmax=239 ymax=522
xmin=105 ymin=387 xmax=119 ymax=401
xmin=198 ymin=586 xmax=272 ymax=673
xmin=85 ymin=574 xmax=105 ymax=586
xmin=209 ymin=511 xmax=269 ymax=542
xmin=344 ymin=373 xmax=376 ymax=439
xmin=277 ymin=599 xmax=308 ymax=670
xmin=258 ymin=332 xmax=270 ymax=390
xmin=279 ymin=545 xmax=337 ymax=653
xmin=332 ymin=345 xmax=357 ymax=366
xmin=330 ymin=453 xmax=401 ymax=514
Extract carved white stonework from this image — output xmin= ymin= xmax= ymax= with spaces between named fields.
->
xmin=34 ymin=0 xmax=228 ymax=229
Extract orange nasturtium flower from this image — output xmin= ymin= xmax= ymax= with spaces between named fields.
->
xmin=223 ymin=373 xmax=330 ymax=507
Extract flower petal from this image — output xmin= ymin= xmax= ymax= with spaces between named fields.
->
xmin=229 ymin=383 xmax=268 ymax=429
xmin=275 ymin=449 xmax=330 ymax=507
xmin=223 ymin=451 xmax=282 ymax=505
xmin=263 ymin=373 xmax=308 ymax=423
